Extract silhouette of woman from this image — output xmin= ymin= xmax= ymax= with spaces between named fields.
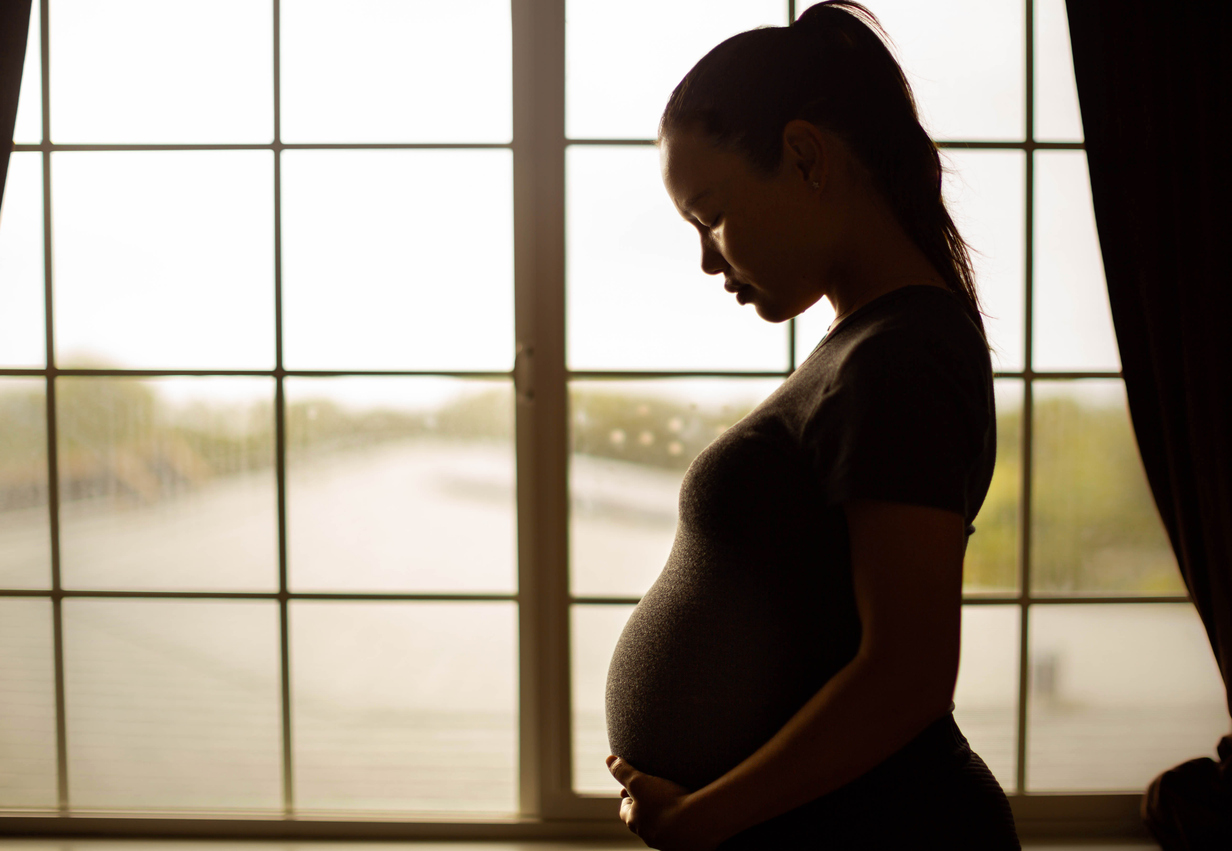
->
xmin=603 ymin=3 xmax=1021 ymax=848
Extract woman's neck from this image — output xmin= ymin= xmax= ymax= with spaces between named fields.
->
xmin=822 ymin=198 xmax=947 ymax=332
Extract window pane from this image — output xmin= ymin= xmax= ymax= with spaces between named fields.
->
xmin=63 ymin=599 xmax=282 ymax=809
xmin=964 ymin=379 xmax=1022 ymax=594
xmin=943 ymin=150 xmax=1025 ymax=372
xmin=12 ymin=6 xmax=39 ymax=144
xmin=0 ymin=379 xmax=50 ymax=590
xmin=792 ymin=300 xmax=837 ymax=368
xmin=50 ymin=0 xmax=271 ymax=143
xmin=0 ymin=152 xmax=45 ymax=368
xmin=1034 ymin=0 xmax=1083 ymax=142
xmin=57 ymin=378 xmax=277 ymax=592
xmin=571 ymin=603 xmax=635 ymax=794
xmin=0 ymin=598 xmax=57 ymax=808
xmin=291 ymin=601 xmax=517 ymax=814
xmin=954 ymin=605 xmax=1019 ymax=793
xmin=282 ymin=150 xmax=513 ymax=371
xmin=1028 ymin=604 xmax=1227 ymax=791
xmin=53 ymin=151 xmax=274 ymax=370
xmin=1032 ymin=151 xmax=1119 ymax=372
xmin=287 ymin=378 xmax=515 ymax=593
xmin=281 ymin=0 xmax=510 ymax=143
xmin=570 ymin=379 xmax=780 ymax=598
xmin=567 ymin=146 xmax=789 ymax=371
xmin=566 ymin=0 xmax=785 ymax=140
xmin=804 ymin=0 xmax=1025 ymax=141
xmin=1031 ymin=380 xmax=1183 ymax=595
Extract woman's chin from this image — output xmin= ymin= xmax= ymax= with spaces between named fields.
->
xmin=751 ymin=299 xmax=797 ymax=324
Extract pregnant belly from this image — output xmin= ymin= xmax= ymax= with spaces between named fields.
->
xmin=604 ymin=567 xmax=845 ymax=792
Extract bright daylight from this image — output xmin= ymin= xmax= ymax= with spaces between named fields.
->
xmin=0 ymin=0 xmax=1226 ymax=848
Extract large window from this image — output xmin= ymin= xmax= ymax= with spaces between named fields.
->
xmin=0 ymin=0 xmax=1224 ymax=834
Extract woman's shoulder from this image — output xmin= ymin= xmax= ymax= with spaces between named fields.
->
xmin=851 ymin=285 xmax=985 ymax=350
xmin=809 ymin=285 xmax=991 ymax=383
xmin=793 ymin=287 xmax=997 ymax=517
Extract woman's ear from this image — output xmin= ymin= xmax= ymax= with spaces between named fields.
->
xmin=781 ymin=120 xmax=829 ymax=190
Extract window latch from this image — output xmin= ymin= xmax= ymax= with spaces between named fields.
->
xmin=514 ymin=342 xmax=534 ymax=402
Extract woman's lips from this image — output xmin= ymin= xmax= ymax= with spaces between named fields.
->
xmin=725 ymin=279 xmax=753 ymax=303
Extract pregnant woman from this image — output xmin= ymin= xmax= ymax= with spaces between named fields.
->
xmin=603 ymin=3 xmax=1020 ymax=849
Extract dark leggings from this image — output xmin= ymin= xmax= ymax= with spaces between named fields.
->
xmin=717 ymin=713 xmax=1021 ymax=850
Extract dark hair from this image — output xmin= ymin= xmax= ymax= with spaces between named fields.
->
xmin=660 ymin=1 xmax=986 ymax=340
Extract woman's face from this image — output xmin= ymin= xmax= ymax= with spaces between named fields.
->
xmin=659 ymin=126 xmax=835 ymax=323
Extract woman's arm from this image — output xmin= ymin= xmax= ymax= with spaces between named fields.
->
xmin=608 ymin=498 xmax=966 ymax=850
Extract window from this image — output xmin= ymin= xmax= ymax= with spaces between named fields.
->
xmin=0 ymin=0 xmax=1223 ymax=835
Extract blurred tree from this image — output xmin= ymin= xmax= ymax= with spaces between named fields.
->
xmin=1031 ymin=395 xmax=1180 ymax=594
xmin=571 ymin=388 xmax=756 ymax=471
xmin=962 ymin=401 xmax=1021 ymax=593
xmin=0 ymin=380 xmax=1183 ymax=595
xmin=0 ymin=385 xmax=48 ymax=510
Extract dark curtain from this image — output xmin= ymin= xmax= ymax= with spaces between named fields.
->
xmin=1067 ymin=2 xmax=1232 ymax=848
xmin=1 ymin=0 xmax=33 ymax=202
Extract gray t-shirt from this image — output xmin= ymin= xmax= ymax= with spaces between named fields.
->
xmin=605 ymin=285 xmax=995 ymax=793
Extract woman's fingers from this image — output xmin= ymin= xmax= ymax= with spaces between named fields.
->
xmin=606 ymin=755 xmax=641 ymax=793
xmin=619 ymin=790 xmax=637 ymax=832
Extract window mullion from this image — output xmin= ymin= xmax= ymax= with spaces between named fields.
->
xmin=269 ymin=0 xmax=295 ymax=818
xmin=1016 ymin=0 xmax=1037 ymax=797
xmin=512 ymin=0 xmax=570 ymax=820
xmin=35 ymin=0 xmax=70 ymax=814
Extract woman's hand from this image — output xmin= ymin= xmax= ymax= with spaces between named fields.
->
xmin=606 ymin=755 xmax=723 ymax=851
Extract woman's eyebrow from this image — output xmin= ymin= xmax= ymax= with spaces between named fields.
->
xmin=682 ymin=188 xmax=712 ymax=213
xmin=676 ymin=187 xmax=713 ymax=222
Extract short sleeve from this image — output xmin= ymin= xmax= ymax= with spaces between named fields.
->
xmin=807 ymin=325 xmax=993 ymax=517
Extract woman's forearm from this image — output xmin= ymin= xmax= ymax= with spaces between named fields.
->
xmin=682 ymin=650 xmax=954 ymax=844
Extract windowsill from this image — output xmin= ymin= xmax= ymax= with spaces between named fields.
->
xmin=0 ymin=793 xmax=1152 ymax=843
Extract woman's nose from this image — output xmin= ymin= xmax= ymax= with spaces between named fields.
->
xmin=700 ymin=237 xmax=729 ymax=276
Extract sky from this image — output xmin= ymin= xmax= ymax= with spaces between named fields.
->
xmin=0 ymin=0 xmax=1119 ymax=411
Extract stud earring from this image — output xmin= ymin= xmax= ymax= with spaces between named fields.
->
xmin=811 ymin=180 xmax=820 ymax=190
